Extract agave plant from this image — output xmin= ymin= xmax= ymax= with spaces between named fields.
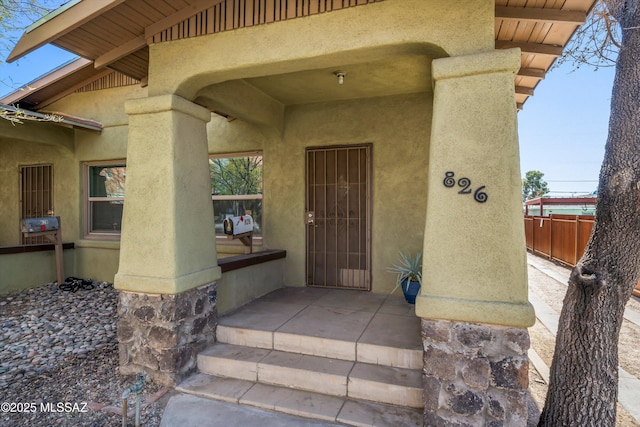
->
xmin=388 ymin=251 xmax=422 ymax=293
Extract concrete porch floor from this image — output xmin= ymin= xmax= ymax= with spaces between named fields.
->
xmin=217 ymin=286 xmax=422 ymax=362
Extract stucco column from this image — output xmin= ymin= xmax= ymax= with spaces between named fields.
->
xmin=416 ymin=48 xmax=533 ymax=327
xmin=115 ymin=94 xmax=221 ymax=294
xmin=417 ymin=49 xmax=535 ymax=425
xmin=114 ymin=94 xmax=220 ymax=385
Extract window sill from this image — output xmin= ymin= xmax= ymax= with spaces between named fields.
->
xmin=75 ymin=240 xmax=121 ymax=250
xmin=218 ymin=250 xmax=286 ymax=273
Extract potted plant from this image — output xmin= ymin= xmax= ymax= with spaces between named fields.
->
xmin=388 ymin=251 xmax=422 ymax=304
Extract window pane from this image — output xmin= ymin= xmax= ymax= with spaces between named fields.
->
xmin=90 ymin=201 xmax=124 ymax=233
xmin=213 ymin=199 xmax=262 ymax=237
xmin=210 ymin=156 xmax=262 ymax=196
xmin=90 ymin=165 xmax=126 ymax=198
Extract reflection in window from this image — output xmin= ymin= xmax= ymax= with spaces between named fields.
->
xmin=86 ymin=162 xmax=126 ymax=236
xmin=209 ymin=153 xmax=263 ymax=237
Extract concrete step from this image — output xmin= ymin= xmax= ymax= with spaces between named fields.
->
xmin=197 ymin=343 xmax=422 ymax=407
xmin=176 ymin=372 xmax=423 ymax=427
xmin=348 ymin=363 xmax=422 ymax=408
xmin=217 ymin=322 xmax=422 ymax=369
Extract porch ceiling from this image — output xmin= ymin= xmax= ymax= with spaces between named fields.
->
xmin=244 ymin=54 xmax=433 ymax=106
xmin=4 ymin=0 xmax=597 ymax=111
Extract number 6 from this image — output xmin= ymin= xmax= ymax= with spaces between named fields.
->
xmin=474 ymin=186 xmax=488 ymax=203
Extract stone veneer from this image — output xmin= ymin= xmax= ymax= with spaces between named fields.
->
xmin=422 ymin=319 xmax=531 ymax=426
xmin=117 ymin=283 xmax=217 ymax=386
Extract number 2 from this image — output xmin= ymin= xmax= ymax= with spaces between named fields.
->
xmin=457 ymin=177 xmax=471 ymax=194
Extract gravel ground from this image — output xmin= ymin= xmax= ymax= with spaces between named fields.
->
xmin=0 ymin=282 xmax=170 ymax=427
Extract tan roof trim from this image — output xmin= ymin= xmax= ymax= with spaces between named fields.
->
xmin=495 ymin=6 xmax=587 ymax=25
xmin=0 ymin=58 xmax=92 ymax=105
xmin=6 ymin=0 xmax=126 ymax=63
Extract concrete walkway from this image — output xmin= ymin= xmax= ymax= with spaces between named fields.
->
xmin=527 ymin=254 xmax=640 ymax=424
xmin=160 ymin=394 xmax=344 ymax=427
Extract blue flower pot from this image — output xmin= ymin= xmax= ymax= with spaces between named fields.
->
xmin=401 ymin=279 xmax=421 ymax=304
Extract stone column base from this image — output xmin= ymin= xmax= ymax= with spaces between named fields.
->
xmin=422 ymin=319 xmax=531 ymax=426
xmin=117 ymin=283 xmax=217 ymax=387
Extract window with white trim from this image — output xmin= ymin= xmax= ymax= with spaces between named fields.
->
xmin=84 ymin=161 xmax=126 ymax=238
xmin=209 ymin=152 xmax=263 ymax=238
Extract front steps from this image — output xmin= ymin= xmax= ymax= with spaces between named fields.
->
xmin=176 ymin=288 xmax=424 ymax=426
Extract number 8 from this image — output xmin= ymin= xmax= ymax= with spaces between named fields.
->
xmin=443 ymin=171 xmax=455 ymax=187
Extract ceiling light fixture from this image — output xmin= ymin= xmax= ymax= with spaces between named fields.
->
xmin=334 ymin=71 xmax=346 ymax=85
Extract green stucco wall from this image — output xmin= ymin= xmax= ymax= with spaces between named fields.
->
xmin=141 ymin=0 xmax=490 ymax=294
xmin=0 ymin=85 xmax=144 ymax=293
xmin=0 ymin=121 xmax=76 ymax=247
xmin=216 ymin=259 xmax=285 ymax=315
xmin=51 ymin=85 xmax=146 ymax=285
xmin=207 ymin=92 xmax=431 ymax=293
xmin=74 ymin=240 xmax=121 ymax=283
xmin=148 ymin=0 xmax=494 ymax=99
xmin=0 ymin=249 xmax=75 ymax=295
xmin=2 ymin=0 xmax=524 ymax=322
xmin=275 ymin=93 xmax=431 ymax=292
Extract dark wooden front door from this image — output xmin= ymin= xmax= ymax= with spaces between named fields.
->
xmin=305 ymin=145 xmax=371 ymax=290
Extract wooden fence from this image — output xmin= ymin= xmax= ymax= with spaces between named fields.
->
xmin=524 ymin=214 xmax=640 ymax=298
xmin=524 ymin=214 xmax=595 ymax=267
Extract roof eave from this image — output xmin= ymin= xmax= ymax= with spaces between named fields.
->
xmin=5 ymin=0 xmax=126 ymax=63
xmin=0 ymin=57 xmax=91 ymax=105
xmin=0 ymin=104 xmax=103 ymax=133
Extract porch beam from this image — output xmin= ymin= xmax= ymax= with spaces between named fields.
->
xmin=496 ymin=6 xmax=587 ymax=25
xmin=496 ymin=40 xmax=564 ymax=57
xmin=195 ymin=80 xmax=284 ymax=133
xmin=518 ymin=67 xmax=545 ymax=79
xmin=94 ymin=36 xmax=146 ymax=69
xmin=516 ymin=86 xmax=534 ymax=96
xmin=495 ymin=6 xmax=587 ymax=25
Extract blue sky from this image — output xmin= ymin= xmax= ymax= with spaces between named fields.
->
xmin=518 ymin=62 xmax=615 ymax=196
xmin=0 ymin=44 xmax=76 ymax=96
xmin=1 ymin=41 xmax=615 ymax=198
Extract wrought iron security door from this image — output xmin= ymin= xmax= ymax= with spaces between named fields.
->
xmin=305 ymin=145 xmax=371 ymax=290
xmin=20 ymin=164 xmax=54 ymax=244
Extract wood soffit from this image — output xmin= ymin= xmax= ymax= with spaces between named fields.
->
xmin=4 ymin=0 xmax=598 ymax=111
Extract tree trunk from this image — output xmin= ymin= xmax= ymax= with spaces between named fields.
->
xmin=538 ymin=2 xmax=640 ymax=425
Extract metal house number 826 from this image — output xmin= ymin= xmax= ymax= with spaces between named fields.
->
xmin=443 ymin=171 xmax=488 ymax=203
